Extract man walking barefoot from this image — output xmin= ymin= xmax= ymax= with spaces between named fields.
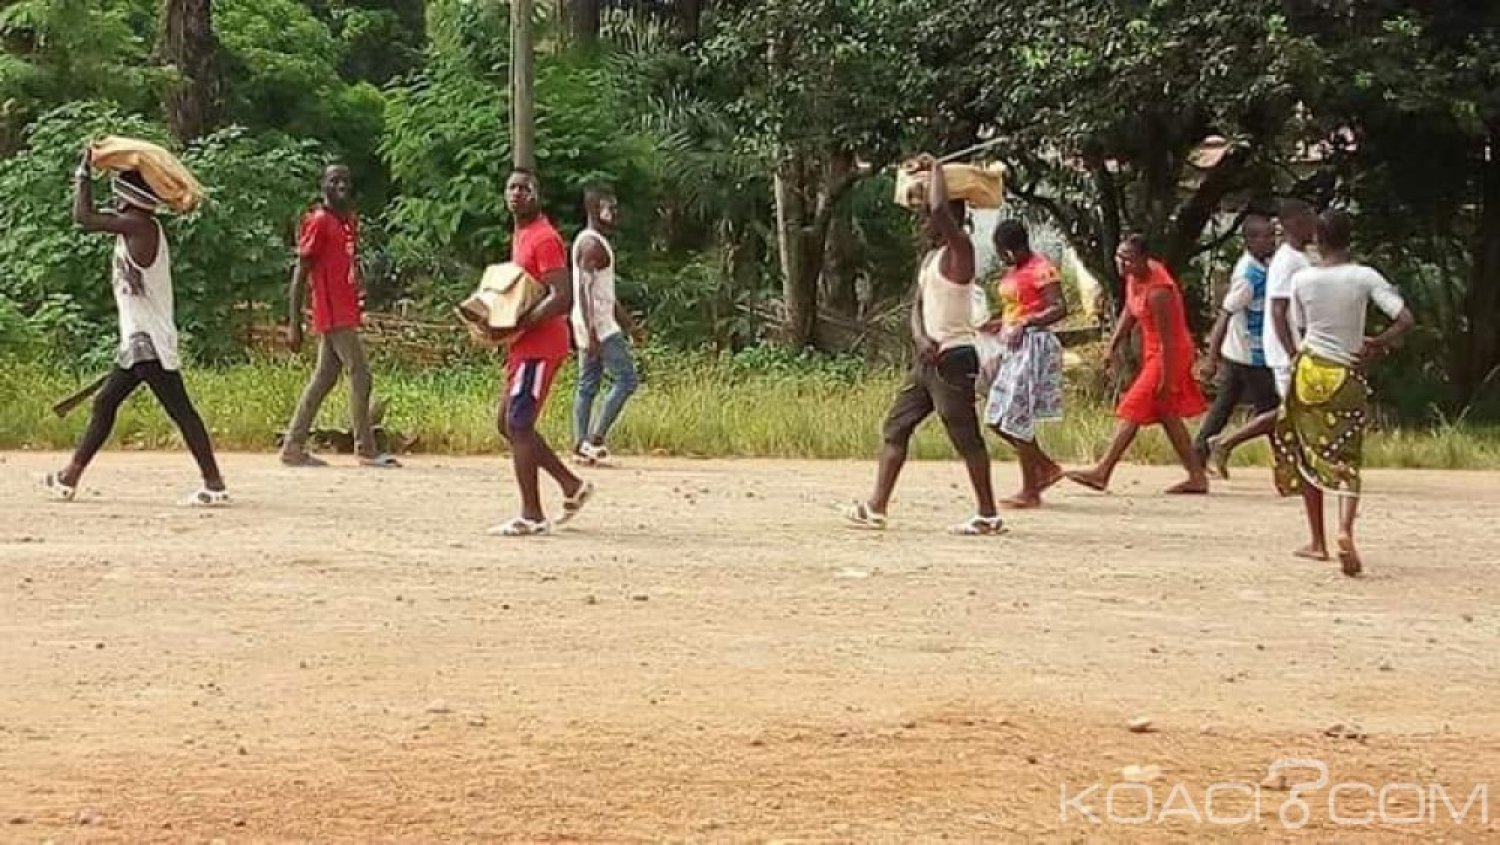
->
xmin=280 ymin=164 xmax=399 ymax=468
xmin=491 ymin=168 xmax=593 ymax=536
xmin=570 ymin=187 xmax=640 ymax=465
xmin=843 ymin=156 xmax=1002 ymax=535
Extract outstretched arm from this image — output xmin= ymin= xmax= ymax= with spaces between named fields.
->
xmin=919 ymin=157 xmax=975 ymax=285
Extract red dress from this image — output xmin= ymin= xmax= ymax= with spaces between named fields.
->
xmin=1116 ymin=260 xmax=1208 ymax=425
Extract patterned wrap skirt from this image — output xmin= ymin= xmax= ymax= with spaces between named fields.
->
xmin=984 ymin=329 xmax=1064 ymax=442
xmin=1273 ymin=352 xmax=1371 ymax=499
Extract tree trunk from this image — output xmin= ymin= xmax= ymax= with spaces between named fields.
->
xmin=568 ymin=0 xmax=600 ymax=46
xmin=774 ymin=155 xmax=819 ymax=347
xmin=1461 ymin=121 xmax=1500 ymax=402
xmin=677 ymin=0 xmax=704 ymax=43
xmin=158 ymin=0 xmax=221 ymax=143
xmin=820 ymin=152 xmax=859 ymax=320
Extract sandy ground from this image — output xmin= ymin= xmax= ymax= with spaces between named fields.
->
xmin=1 ymin=451 xmax=1498 ymax=843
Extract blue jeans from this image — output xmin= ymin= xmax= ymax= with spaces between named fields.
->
xmin=572 ymin=333 xmax=638 ymax=447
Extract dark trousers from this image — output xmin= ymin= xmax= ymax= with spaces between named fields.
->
xmin=882 ymin=345 xmax=987 ymax=458
xmin=72 ymin=361 xmax=221 ymax=482
xmin=1193 ymin=360 xmax=1280 ymax=459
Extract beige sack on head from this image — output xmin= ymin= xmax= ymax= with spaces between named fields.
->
xmin=894 ymin=160 xmax=1005 ymax=210
xmin=455 ymin=262 xmax=546 ymax=347
xmin=88 ymin=136 xmax=204 ymax=213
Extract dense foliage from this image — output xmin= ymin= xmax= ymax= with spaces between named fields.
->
xmin=0 ymin=0 xmax=1496 ymax=418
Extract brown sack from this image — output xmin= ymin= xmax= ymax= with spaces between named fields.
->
xmin=894 ymin=160 xmax=1005 ymax=210
xmin=88 ymin=136 xmax=205 ymax=213
xmin=455 ymin=262 xmax=546 ymax=346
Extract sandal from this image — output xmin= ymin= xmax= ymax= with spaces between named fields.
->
xmin=359 ymin=453 xmax=402 ymax=469
xmin=180 ymin=488 xmax=231 ymax=508
xmin=488 ymin=516 xmax=552 ymax=537
xmin=40 ymin=472 xmax=77 ymax=502
xmin=841 ymin=501 xmax=888 ymax=530
xmin=952 ymin=514 xmax=1007 ymax=536
xmin=557 ymin=480 xmax=595 ymax=524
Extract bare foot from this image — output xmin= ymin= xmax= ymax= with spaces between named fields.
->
xmin=1065 ymin=470 xmax=1109 ymax=493
xmin=1164 ymin=478 xmax=1209 ymax=495
xmin=1293 ymin=545 xmax=1329 ymax=562
xmin=1036 ymin=464 xmax=1065 ymax=493
xmin=1000 ymin=493 xmax=1041 ymax=510
xmin=1337 ymin=535 xmax=1362 ymax=577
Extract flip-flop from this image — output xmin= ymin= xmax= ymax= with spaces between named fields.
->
xmin=40 ymin=472 xmax=77 ymax=502
xmin=488 ymin=516 xmax=551 ymax=537
xmin=1164 ymin=481 xmax=1210 ymax=495
xmin=359 ymin=453 xmax=402 ymax=469
xmin=557 ymin=480 xmax=594 ymax=524
xmin=841 ymin=501 xmax=888 ymax=530
xmin=180 ymin=488 xmax=231 ymax=508
xmin=952 ymin=514 xmax=1008 ymax=536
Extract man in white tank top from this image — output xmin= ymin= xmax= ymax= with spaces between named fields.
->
xmin=41 ymin=151 xmax=228 ymax=507
xmin=844 ymin=156 xmax=1002 ymax=535
xmin=569 ymin=187 xmax=640 ymax=465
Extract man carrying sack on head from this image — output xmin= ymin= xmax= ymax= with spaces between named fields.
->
xmin=41 ymin=137 xmax=229 ymax=507
xmin=843 ymin=154 xmax=1005 ymax=536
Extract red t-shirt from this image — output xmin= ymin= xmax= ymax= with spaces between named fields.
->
xmin=509 ymin=215 xmax=569 ymax=360
xmin=298 ymin=206 xmax=362 ymax=334
xmin=995 ymin=253 xmax=1061 ymax=325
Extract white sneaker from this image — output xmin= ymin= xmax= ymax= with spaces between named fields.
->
xmin=579 ymin=441 xmax=610 ymax=464
xmin=40 ymin=473 xmax=77 ymax=502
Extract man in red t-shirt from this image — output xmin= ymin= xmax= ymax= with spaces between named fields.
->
xmin=280 ymin=164 xmax=399 ymax=468
xmin=491 ymin=168 xmax=592 ymax=536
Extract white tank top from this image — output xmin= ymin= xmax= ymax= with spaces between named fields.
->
xmin=920 ymin=248 xmax=976 ymax=350
xmin=570 ymin=229 xmax=622 ymax=342
xmin=113 ymin=221 xmax=180 ymax=370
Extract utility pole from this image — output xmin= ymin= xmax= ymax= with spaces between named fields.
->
xmin=511 ymin=0 xmax=536 ymax=170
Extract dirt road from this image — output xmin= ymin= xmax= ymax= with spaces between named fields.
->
xmin=2 ymin=453 xmax=1497 ymax=842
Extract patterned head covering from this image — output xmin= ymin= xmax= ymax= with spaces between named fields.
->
xmin=112 ymin=171 xmax=161 ymax=212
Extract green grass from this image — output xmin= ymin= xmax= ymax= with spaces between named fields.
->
xmin=3 ymin=355 xmax=1499 ymax=470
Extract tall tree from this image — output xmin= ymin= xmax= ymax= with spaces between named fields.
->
xmin=158 ymin=0 xmax=222 ymax=143
xmin=946 ymin=0 xmax=1320 ymax=310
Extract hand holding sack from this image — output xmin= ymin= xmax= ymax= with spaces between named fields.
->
xmin=893 ymin=158 xmax=1006 ymax=210
xmin=87 ymin=136 xmax=204 ymax=213
xmin=455 ymin=262 xmax=546 ymax=347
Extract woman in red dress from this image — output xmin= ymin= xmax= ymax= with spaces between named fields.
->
xmin=1067 ymin=235 xmax=1210 ymax=494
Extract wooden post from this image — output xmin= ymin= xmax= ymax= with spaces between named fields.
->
xmin=511 ymin=0 xmax=536 ymax=170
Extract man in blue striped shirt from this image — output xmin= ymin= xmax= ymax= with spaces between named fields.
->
xmin=1195 ymin=214 xmax=1280 ymax=478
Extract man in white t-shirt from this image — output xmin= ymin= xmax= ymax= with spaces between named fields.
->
xmin=570 ymin=187 xmax=640 ymax=465
xmin=1204 ymin=199 xmax=1317 ymax=468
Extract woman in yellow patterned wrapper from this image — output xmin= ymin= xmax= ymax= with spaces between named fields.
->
xmin=1270 ymin=210 xmax=1414 ymax=577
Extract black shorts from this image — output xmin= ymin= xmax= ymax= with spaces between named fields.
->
xmin=881 ymin=345 xmax=984 ymax=451
xmin=1225 ymin=361 xmax=1280 ymax=414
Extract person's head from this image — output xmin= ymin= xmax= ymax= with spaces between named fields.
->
xmin=506 ymin=168 xmax=541 ymax=221
xmin=1315 ymin=208 xmax=1354 ymax=257
xmin=584 ymin=187 xmax=618 ymax=233
xmin=920 ymin=199 xmax=968 ymax=245
xmin=993 ymin=219 xmax=1032 ymax=266
xmin=321 ymin=164 xmax=354 ymax=211
xmin=1278 ymin=198 xmax=1317 ymax=248
xmin=1115 ymin=233 xmax=1150 ymax=278
xmin=1242 ymin=213 xmax=1276 ymax=262
xmin=112 ymin=170 xmax=161 ymax=216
